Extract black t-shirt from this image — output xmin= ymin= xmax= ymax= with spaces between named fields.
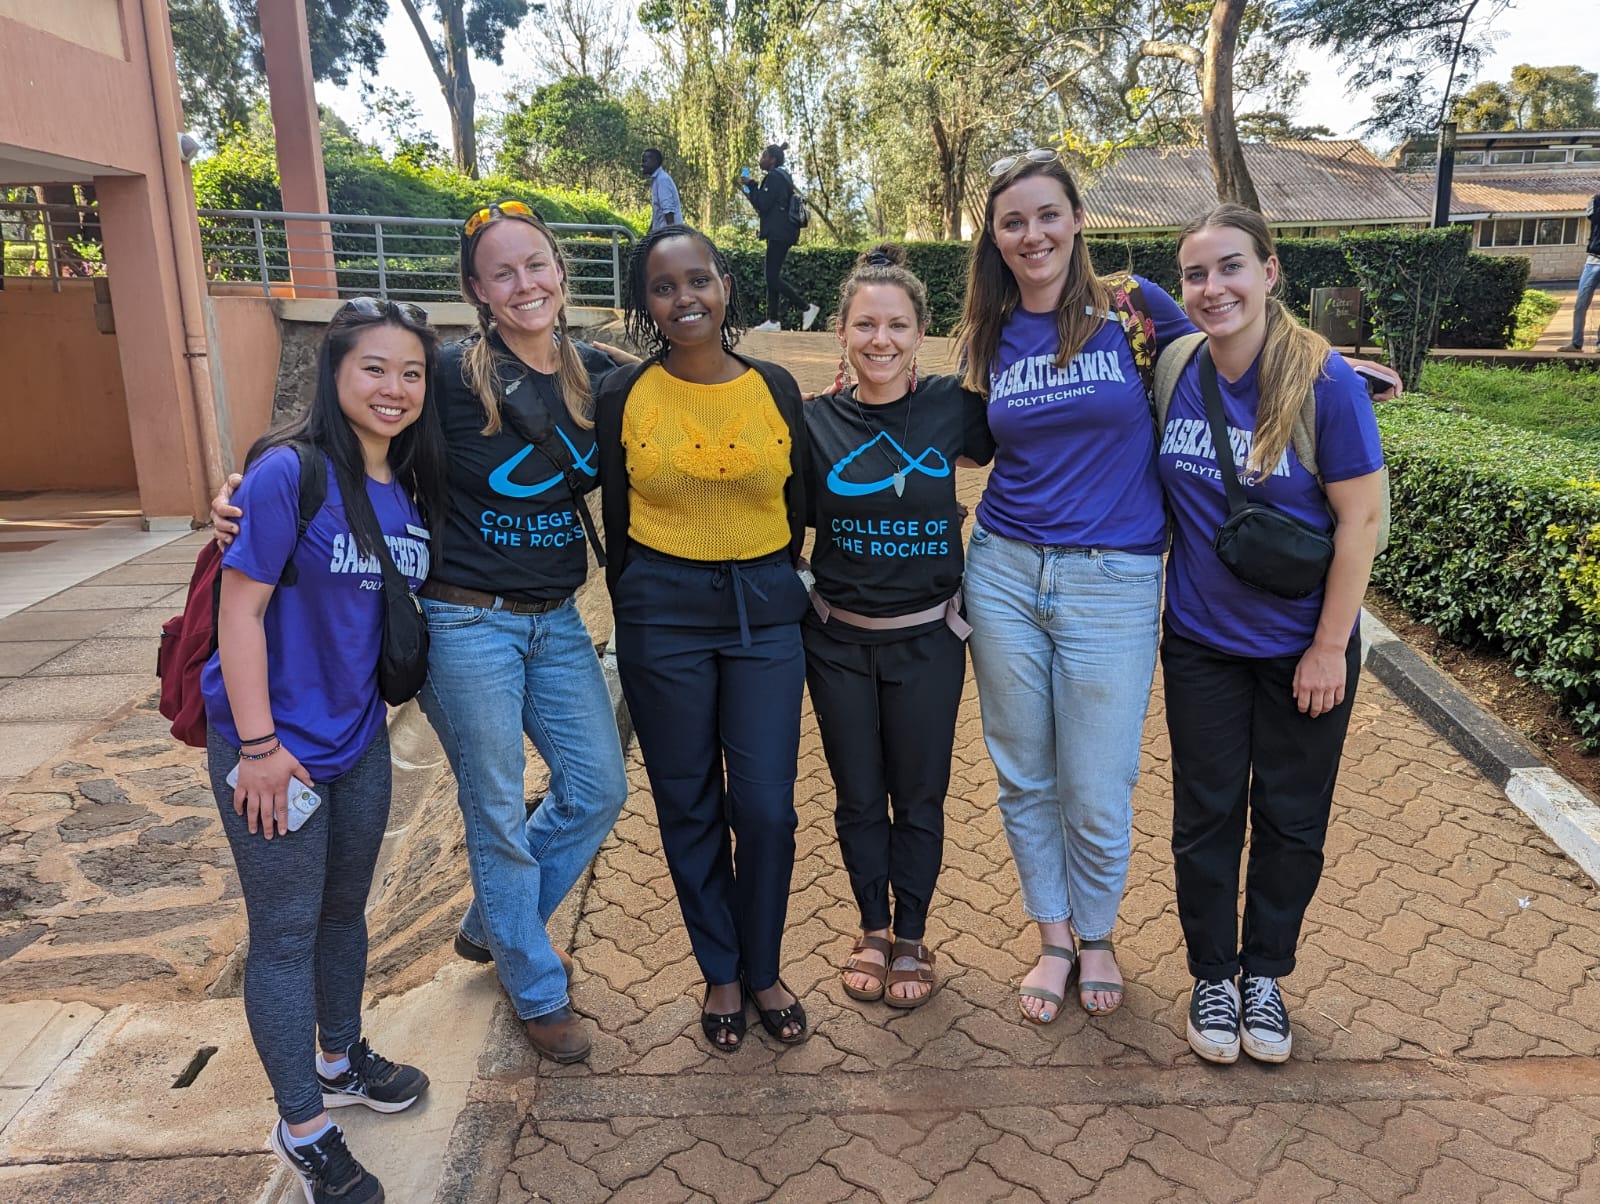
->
xmin=805 ymin=374 xmax=993 ymax=639
xmin=432 ymin=335 xmax=614 ymax=601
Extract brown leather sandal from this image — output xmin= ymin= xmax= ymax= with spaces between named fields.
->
xmin=885 ymin=940 xmax=937 ymax=1009
xmin=840 ymin=934 xmax=892 ymax=1002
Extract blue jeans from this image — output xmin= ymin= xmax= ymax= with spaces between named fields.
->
xmin=1573 ymin=261 xmax=1600 ymax=349
xmin=964 ymin=523 xmax=1161 ymax=938
xmin=418 ymin=597 xmax=627 ymax=1020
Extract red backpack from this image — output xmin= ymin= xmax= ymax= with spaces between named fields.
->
xmin=157 ymin=444 xmax=328 ymax=747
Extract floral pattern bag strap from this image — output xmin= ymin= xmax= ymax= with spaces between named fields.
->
xmin=1109 ymin=275 xmax=1157 ymax=404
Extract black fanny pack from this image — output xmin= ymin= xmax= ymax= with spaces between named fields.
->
xmin=1199 ymin=344 xmax=1334 ymax=601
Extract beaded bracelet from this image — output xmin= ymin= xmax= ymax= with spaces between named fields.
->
xmin=239 ymin=731 xmax=277 ymax=747
xmin=239 ymin=742 xmax=281 ymax=761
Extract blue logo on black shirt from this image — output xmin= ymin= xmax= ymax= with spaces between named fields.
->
xmin=826 ymin=432 xmax=949 ymax=496
xmin=487 ymin=429 xmax=598 ymax=498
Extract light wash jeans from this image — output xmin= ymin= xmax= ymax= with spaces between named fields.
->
xmin=418 ymin=597 xmax=627 ymax=1020
xmin=1573 ymin=260 xmax=1600 ymax=349
xmin=964 ymin=522 xmax=1161 ymax=939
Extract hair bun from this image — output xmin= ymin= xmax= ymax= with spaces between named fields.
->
xmin=858 ymin=242 xmax=907 ymax=269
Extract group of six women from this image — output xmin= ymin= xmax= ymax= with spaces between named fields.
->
xmin=206 ymin=152 xmax=1388 ymax=1204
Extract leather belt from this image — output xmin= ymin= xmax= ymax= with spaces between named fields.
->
xmin=810 ymin=588 xmax=972 ymax=641
xmin=418 ymin=581 xmax=567 ymax=615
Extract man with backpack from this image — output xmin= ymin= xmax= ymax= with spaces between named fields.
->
xmin=1556 ymin=194 xmax=1599 ymax=354
xmin=739 ymin=142 xmax=819 ymax=333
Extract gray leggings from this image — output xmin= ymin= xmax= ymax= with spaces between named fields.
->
xmin=208 ymin=725 xmax=391 ymax=1124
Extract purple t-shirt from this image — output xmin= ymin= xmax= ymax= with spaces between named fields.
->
xmin=976 ymin=277 xmax=1192 ymax=553
xmin=202 ymin=446 xmax=430 ymax=779
xmin=1157 ymin=350 xmax=1385 ymax=658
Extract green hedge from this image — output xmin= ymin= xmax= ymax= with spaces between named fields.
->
xmin=713 ymin=234 xmax=1528 ymax=345
xmin=1373 ymin=401 xmax=1600 ymax=747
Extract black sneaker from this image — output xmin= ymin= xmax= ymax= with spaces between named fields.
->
xmin=1187 ymin=977 xmax=1241 ymax=1064
xmin=318 ymin=1038 xmax=429 ymax=1113
xmin=1240 ymin=975 xmax=1293 ymax=1062
xmin=269 ymin=1120 xmax=384 ymax=1204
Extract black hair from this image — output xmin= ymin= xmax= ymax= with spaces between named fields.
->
xmin=643 ymin=147 xmax=663 ymax=165
xmin=246 ymin=301 xmax=450 ymax=558
xmin=623 ymin=224 xmax=744 ymax=361
xmin=763 ymin=142 xmax=787 ymax=166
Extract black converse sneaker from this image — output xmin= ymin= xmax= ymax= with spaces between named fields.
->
xmin=1187 ymin=977 xmax=1241 ymax=1064
xmin=1240 ymin=975 xmax=1293 ymax=1062
xmin=317 ymin=1038 xmax=429 ymax=1113
xmin=269 ymin=1120 xmax=384 ymax=1204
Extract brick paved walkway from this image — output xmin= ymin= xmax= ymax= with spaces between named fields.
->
xmin=486 ymin=388 xmax=1600 ymax=1202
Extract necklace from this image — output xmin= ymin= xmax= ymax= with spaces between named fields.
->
xmin=849 ymin=385 xmax=915 ymax=496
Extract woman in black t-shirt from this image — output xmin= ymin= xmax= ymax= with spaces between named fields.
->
xmin=805 ymin=244 xmax=994 ymax=1008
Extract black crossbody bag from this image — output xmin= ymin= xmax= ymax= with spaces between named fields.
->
xmin=498 ymin=380 xmax=607 ymax=567
xmin=1198 ymin=343 xmax=1334 ymax=600
xmin=345 ymin=494 xmax=430 ymax=706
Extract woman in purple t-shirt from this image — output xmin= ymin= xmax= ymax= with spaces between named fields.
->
xmin=951 ymin=152 xmax=1194 ymax=1024
xmin=1159 ymin=205 xmax=1385 ymax=1067
xmin=205 ymin=300 xmax=449 ymax=1202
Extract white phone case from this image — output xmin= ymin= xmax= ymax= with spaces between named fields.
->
xmin=225 ymin=765 xmax=323 ymax=832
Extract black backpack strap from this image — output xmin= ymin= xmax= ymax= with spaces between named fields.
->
xmin=279 ymin=442 xmax=328 ymax=587
xmin=498 ymin=393 xmax=608 ymax=567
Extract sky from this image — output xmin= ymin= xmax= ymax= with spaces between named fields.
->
xmin=324 ymin=0 xmax=1599 ymax=163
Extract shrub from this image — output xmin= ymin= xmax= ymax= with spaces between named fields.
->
xmin=1437 ymin=254 xmax=1532 ymax=349
xmin=1507 ymin=288 xmax=1562 ymax=351
xmin=1344 ymin=226 xmax=1471 ymax=390
xmin=1374 ymin=400 xmax=1600 ymax=747
xmin=712 ymin=231 xmax=1524 ymax=343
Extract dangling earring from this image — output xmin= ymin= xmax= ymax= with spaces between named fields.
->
xmin=907 ymin=360 xmax=918 ymax=394
xmin=832 ymin=352 xmax=852 ymax=394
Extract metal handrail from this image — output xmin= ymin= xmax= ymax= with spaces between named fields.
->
xmin=0 ymin=201 xmax=635 ymax=305
xmin=196 ymin=208 xmax=636 ymax=305
xmin=0 ymin=200 xmax=106 ymax=291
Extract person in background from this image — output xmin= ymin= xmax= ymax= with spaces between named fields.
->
xmin=806 ymin=244 xmax=994 ymax=1010
xmin=205 ymin=298 xmax=448 ymax=1204
xmin=1160 ymin=204 xmax=1385 ymax=1065
xmin=740 ymin=142 xmax=819 ymax=333
xmin=1557 ymin=194 xmax=1600 ymax=353
xmin=642 ymin=148 xmax=682 ymax=232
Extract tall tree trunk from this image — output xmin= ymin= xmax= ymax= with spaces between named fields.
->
xmin=442 ymin=2 xmax=477 ymax=178
xmin=1201 ymin=0 xmax=1261 ymax=211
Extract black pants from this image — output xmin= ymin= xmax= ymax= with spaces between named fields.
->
xmin=764 ymin=239 xmax=807 ymax=324
xmin=803 ymin=617 xmax=967 ymax=940
xmin=1162 ymin=629 xmax=1360 ymax=981
xmin=613 ymin=549 xmax=807 ymax=991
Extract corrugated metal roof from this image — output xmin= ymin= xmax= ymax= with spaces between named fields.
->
xmin=1083 ymin=141 xmax=1432 ymax=231
xmin=1447 ymin=174 xmax=1600 ymax=216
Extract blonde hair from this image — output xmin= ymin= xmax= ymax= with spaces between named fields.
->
xmin=1178 ymin=204 xmax=1331 ymax=482
xmin=951 ymin=158 xmax=1113 ymax=396
xmin=459 ymin=205 xmax=593 ymax=434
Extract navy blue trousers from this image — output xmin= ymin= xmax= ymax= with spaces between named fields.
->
xmin=613 ymin=549 xmax=807 ymax=990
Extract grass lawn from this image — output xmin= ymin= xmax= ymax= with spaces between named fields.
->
xmin=1413 ymin=361 xmax=1600 ymax=445
xmin=1509 ymin=288 xmax=1561 ymax=350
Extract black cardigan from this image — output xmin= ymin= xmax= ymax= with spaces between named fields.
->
xmin=593 ymin=353 xmax=809 ymax=593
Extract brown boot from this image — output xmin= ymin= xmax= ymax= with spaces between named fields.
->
xmin=524 ymin=1006 xmax=591 ymax=1063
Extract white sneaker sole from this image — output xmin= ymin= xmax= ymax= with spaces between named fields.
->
xmin=1187 ymin=1020 xmax=1240 ymax=1064
xmin=1241 ymin=1031 xmax=1292 ymax=1063
xmin=267 ymin=1123 xmax=319 ymax=1204
xmin=321 ymin=1087 xmax=419 ymax=1113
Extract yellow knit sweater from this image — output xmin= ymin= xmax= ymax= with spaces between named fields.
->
xmin=623 ymin=364 xmax=792 ymax=562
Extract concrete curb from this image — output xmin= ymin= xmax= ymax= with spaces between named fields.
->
xmin=429 ymin=642 xmax=632 ymax=1204
xmin=1360 ymin=610 xmax=1600 ymax=886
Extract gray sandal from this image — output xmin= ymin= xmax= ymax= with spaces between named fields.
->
xmin=1018 ymin=943 xmax=1078 ymax=1025
xmin=1077 ymin=938 xmax=1124 ymax=1016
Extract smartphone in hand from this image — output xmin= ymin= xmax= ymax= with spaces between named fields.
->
xmin=225 ymin=764 xmax=323 ymax=832
xmin=1352 ymin=364 xmax=1397 ymax=398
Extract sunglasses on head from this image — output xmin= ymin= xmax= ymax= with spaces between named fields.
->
xmin=341 ymin=296 xmax=429 ymax=324
xmin=988 ymin=147 xmax=1059 ymax=177
xmin=463 ymin=199 xmax=537 ymax=239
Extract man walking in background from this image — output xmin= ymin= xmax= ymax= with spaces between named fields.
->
xmin=1557 ymin=194 xmax=1599 ymax=353
xmin=642 ymin=149 xmax=681 ymax=232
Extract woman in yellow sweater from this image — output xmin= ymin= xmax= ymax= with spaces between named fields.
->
xmin=595 ymin=225 xmax=811 ymax=1051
